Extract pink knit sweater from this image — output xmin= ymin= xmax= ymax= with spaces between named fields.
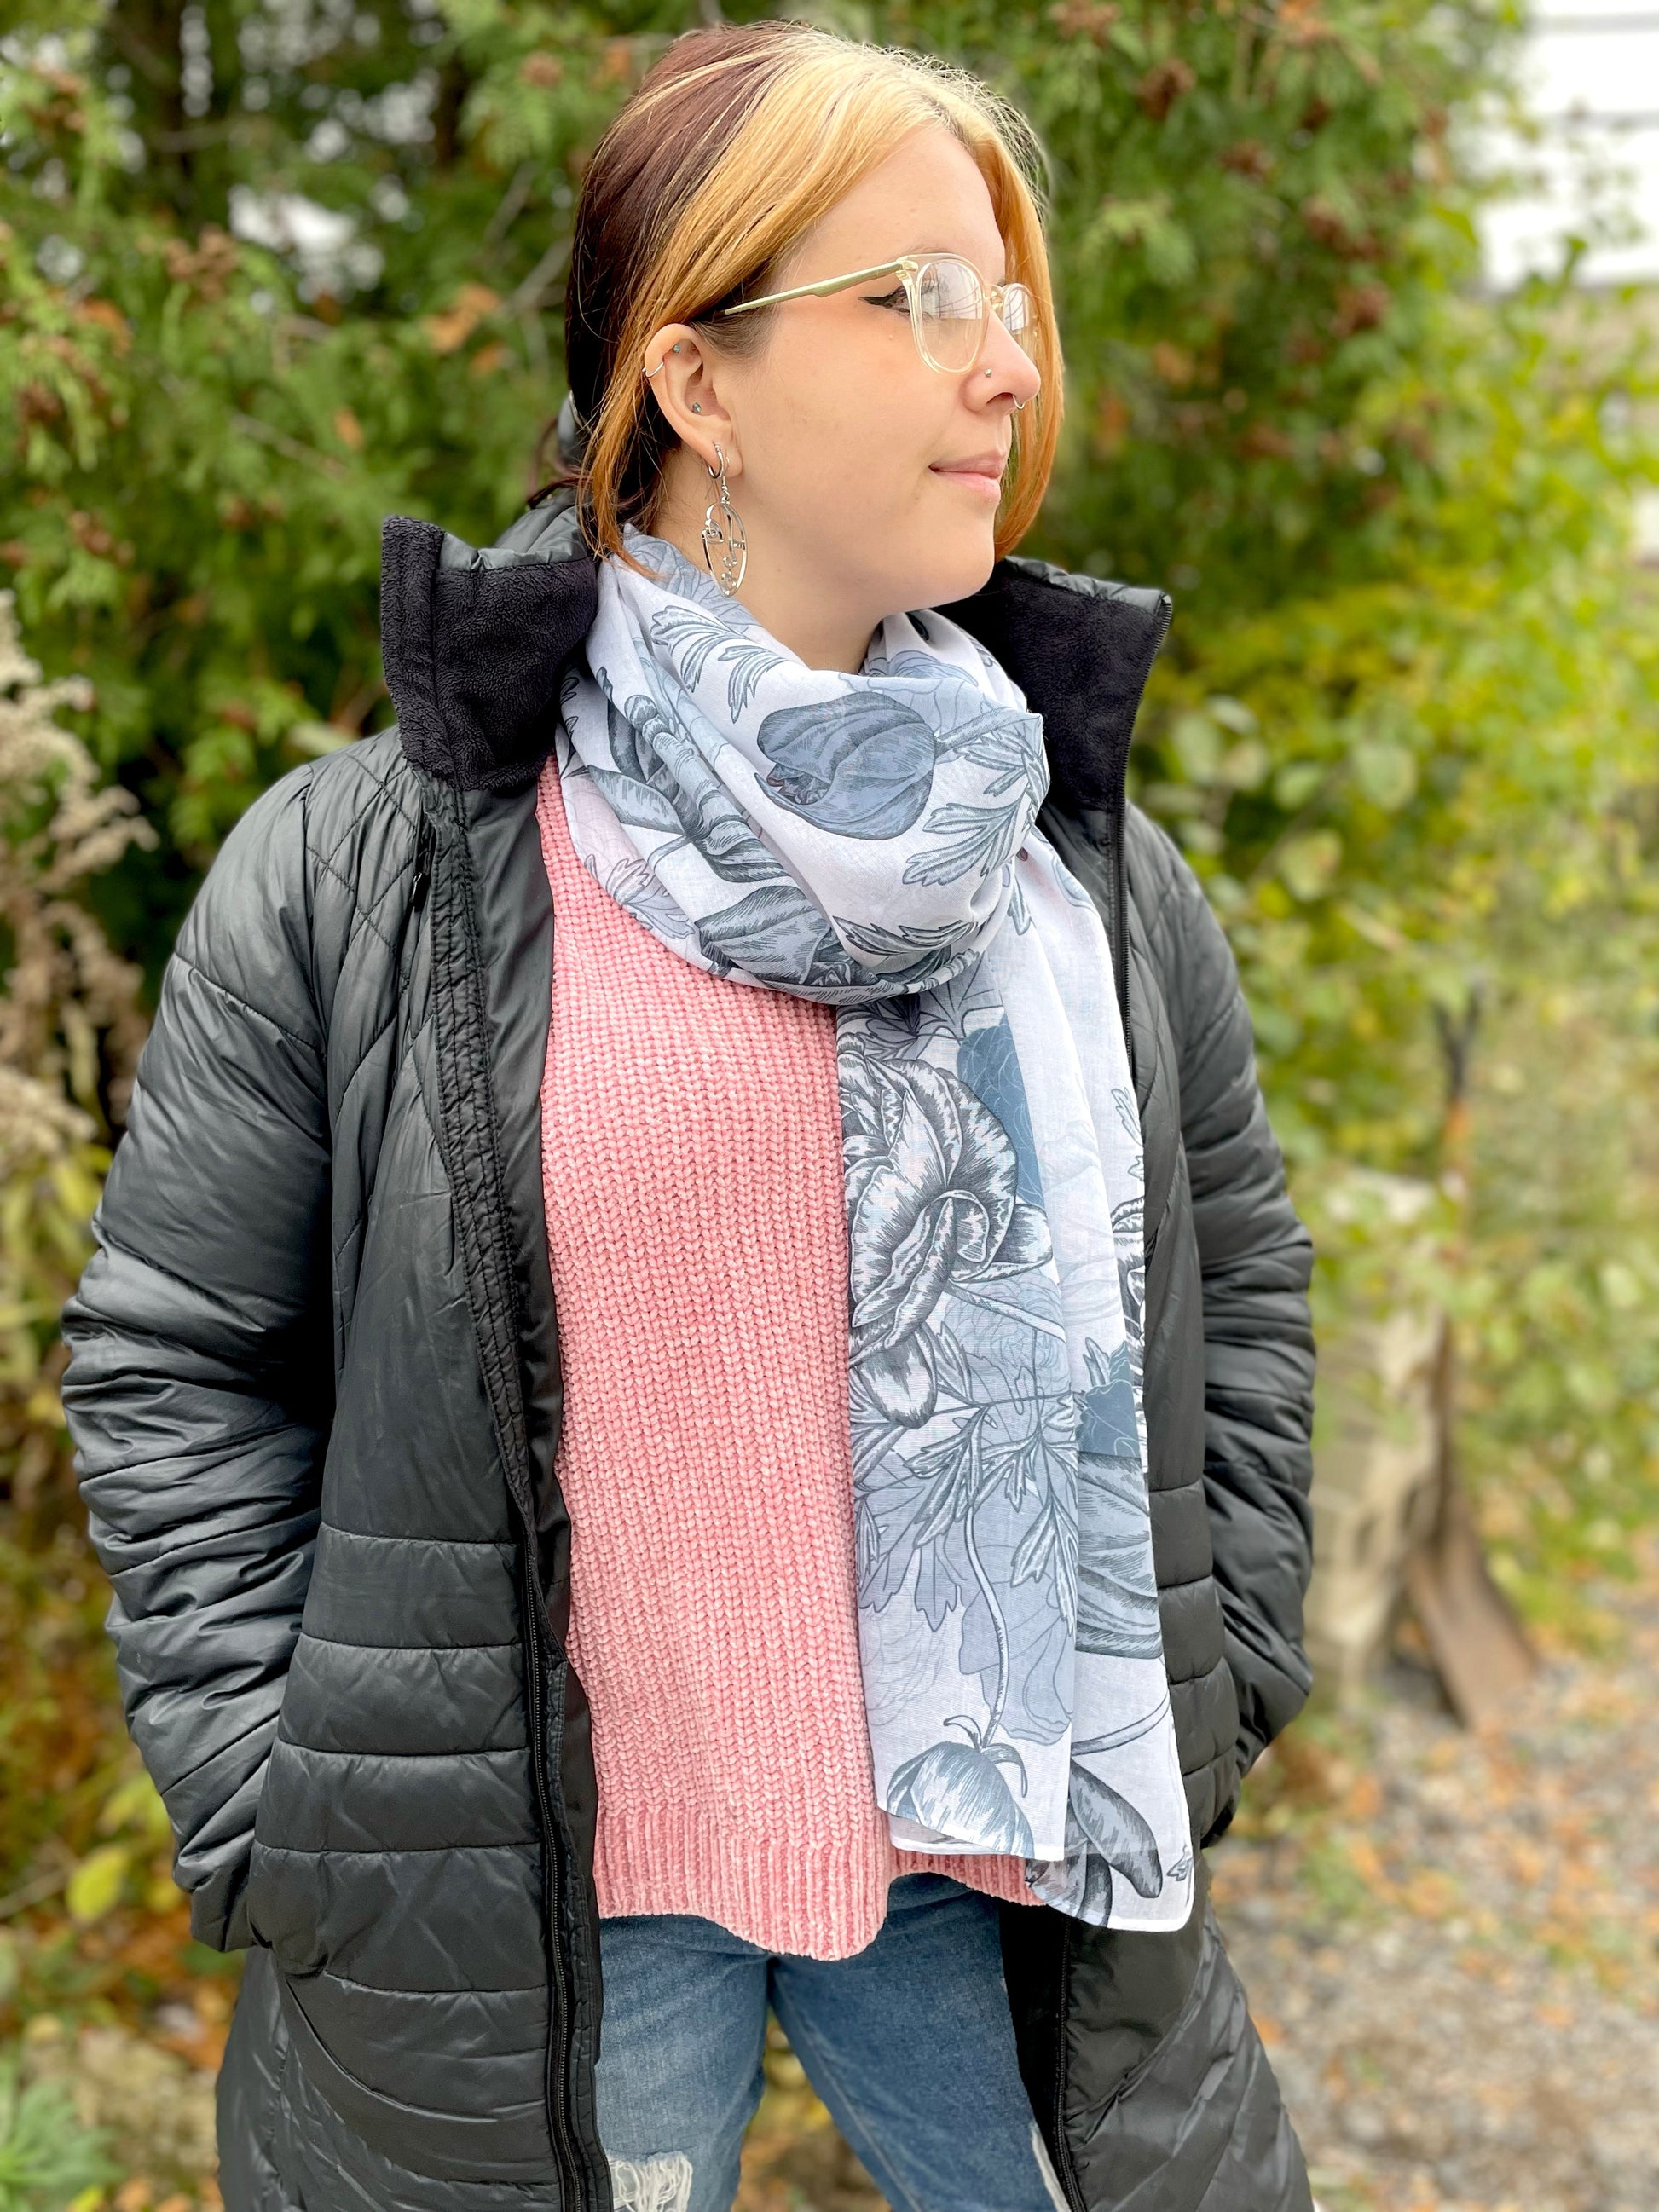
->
xmin=535 ymin=762 xmax=1035 ymax=1960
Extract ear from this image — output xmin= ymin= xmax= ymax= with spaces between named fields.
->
xmin=640 ymin=323 xmax=742 ymax=474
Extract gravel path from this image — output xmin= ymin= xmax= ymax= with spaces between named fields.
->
xmin=1211 ymin=1547 xmax=1659 ymax=2212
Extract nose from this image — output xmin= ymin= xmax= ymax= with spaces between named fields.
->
xmin=972 ymin=311 xmax=1041 ymax=413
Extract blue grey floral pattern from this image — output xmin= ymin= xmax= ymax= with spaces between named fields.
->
xmin=557 ymin=528 xmax=1194 ymax=1934
xmin=758 ymin=694 xmax=940 ymax=837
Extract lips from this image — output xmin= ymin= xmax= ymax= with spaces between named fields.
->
xmin=930 ymin=452 xmax=1008 ymax=497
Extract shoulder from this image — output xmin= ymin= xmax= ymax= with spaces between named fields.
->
xmin=1124 ymin=802 xmax=1202 ymax=939
xmin=175 ymin=731 xmax=421 ymax=1006
xmin=1124 ymin=802 xmax=1242 ymax=1031
xmin=200 ymin=731 xmax=417 ymax=889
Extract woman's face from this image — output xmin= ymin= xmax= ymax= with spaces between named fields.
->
xmin=643 ymin=126 xmax=1043 ymax=670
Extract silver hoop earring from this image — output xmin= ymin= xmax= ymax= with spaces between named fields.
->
xmin=700 ymin=443 xmax=747 ymax=596
xmin=1012 ymin=397 xmax=1028 ymax=412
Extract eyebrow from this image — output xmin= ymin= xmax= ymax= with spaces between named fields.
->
xmin=895 ymin=243 xmax=1010 ymax=275
xmin=722 ymin=245 xmax=1013 ymax=321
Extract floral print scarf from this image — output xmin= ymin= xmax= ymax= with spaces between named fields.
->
xmin=556 ymin=530 xmax=1194 ymax=1931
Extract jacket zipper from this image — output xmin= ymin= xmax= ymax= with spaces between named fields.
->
xmin=420 ymin=783 xmax=605 ymax=2209
xmin=410 ymin=812 xmax=434 ymax=912
xmin=1103 ymin=801 xmax=1129 ymax=1032
xmin=1049 ymin=1924 xmax=1089 ymax=2212
xmin=1079 ymin=800 xmax=1130 ymax=1030
xmin=521 ymin=1553 xmax=585 ymax=2203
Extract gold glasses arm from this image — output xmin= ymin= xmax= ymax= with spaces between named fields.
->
xmin=718 ymin=258 xmax=912 ymax=318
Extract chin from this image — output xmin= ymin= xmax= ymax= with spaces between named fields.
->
xmin=892 ymin=532 xmax=998 ymax=616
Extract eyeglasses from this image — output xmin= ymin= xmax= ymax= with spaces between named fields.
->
xmin=718 ymin=252 xmax=1038 ymax=378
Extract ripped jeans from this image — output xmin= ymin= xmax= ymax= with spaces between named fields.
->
xmin=593 ymin=1871 xmax=1070 ymax=2212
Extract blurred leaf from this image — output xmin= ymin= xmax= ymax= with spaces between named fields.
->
xmin=65 ymin=1845 xmax=128 ymax=1926
xmin=1280 ymin=830 xmax=1344 ymax=901
xmin=0 ymin=2059 xmax=114 ymax=2212
xmin=96 ymin=1774 xmax=171 ymax=1845
xmin=1351 ymin=742 xmax=1418 ymax=811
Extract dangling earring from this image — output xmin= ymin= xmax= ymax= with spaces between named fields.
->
xmin=700 ymin=442 xmax=747 ymax=596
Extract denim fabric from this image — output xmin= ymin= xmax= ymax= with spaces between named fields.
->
xmin=595 ymin=1873 xmax=1071 ymax=2212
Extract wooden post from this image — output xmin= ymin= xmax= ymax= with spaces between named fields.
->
xmin=1403 ymin=990 xmax=1537 ymax=1726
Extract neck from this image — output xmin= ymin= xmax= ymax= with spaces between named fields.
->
xmin=649 ymin=461 xmax=876 ymax=674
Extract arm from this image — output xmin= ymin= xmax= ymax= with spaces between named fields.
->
xmin=61 ymin=766 xmax=331 ymax=1951
xmin=1128 ymin=807 xmax=1315 ymax=1788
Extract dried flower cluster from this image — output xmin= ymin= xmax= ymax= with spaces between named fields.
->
xmin=0 ymin=591 xmax=152 ymax=1502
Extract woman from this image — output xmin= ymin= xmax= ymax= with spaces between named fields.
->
xmin=62 ymin=22 xmax=1316 ymax=2212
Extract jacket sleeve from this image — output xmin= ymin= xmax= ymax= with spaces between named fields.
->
xmin=1128 ymin=807 xmax=1315 ymax=1786
xmin=61 ymin=766 xmax=331 ymax=1952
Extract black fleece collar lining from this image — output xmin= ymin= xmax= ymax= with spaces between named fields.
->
xmin=379 ymin=511 xmax=1171 ymax=807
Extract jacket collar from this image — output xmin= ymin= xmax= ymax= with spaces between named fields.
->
xmin=380 ymin=500 xmax=1171 ymax=810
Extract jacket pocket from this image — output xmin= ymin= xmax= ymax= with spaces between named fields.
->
xmin=273 ymin=1966 xmax=556 ymax=2184
xmin=1067 ymin=1903 xmax=1313 ymax=2212
xmin=243 ymin=1839 xmax=328 ymax=1979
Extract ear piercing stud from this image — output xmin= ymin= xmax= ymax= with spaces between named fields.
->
xmin=643 ymin=341 xmax=685 ymax=378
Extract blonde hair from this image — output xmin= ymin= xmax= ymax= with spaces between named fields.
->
xmin=564 ymin=21 xmax=1063 ymax=568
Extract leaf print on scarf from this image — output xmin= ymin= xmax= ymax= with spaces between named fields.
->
xmin=956 ymin=719 xmax=1050 ymax=805
xmin=1030 ymin=1766 xmax=1163 ymax=1921
xmin=1078 ymin=1337 xmax=1137 ymax=1459
xmin=583 ymin=766 xmax=682 ymax=838
xmin=1009 ymin=1465 xmax=1079 ymax=1603
xmin=947 ymin=1325 xmax=1079 ymax=1743
xmin=863 ymin=644 xmax=1043 ymax=754
xmin=582 ymin=691 xmax=699 ymax=837
xmin=1072 ymin=1765 xmax=1163 ymax=1896
xmin=757 ymin=692 xmax=941 ymax=839
xmin=719 ymin=638 xmax=789 ymax=718
xmin=834 ymin=913 xmax=978 ymax=964
xmin=645 ymin=602 xmax=732 ymax=689
xmin=649 ymin=603 xmax=789 ymax=717
xmin=856 ymin=1313 xmax=1075 ymax=1748
xmin=599 ymin=855 xmax=693 ymax=943
xmin=905 ymin=797 xmax=1031 ymax=887
xmin=856 ymin=1412 xmax=981 ymax=1622
xmin=957 ymin=1015 xmax=1043 ymax=1209
xmin=860 ymin=644 xmax=958 ymax=686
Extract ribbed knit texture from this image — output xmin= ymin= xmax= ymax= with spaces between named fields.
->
xmin=535 ymin=761 xmax=1036 ymax=1961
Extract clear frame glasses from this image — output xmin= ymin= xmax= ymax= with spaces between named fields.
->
xmin=718 ymin=252 xmax=1037 ymax=377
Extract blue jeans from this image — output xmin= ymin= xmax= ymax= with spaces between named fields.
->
xmin=594 ymin=1872 xmax=1069 ymax=2212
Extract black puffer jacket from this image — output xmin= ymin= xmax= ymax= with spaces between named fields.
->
xmin=61 ymin=502 xmax=1316 ymax=2212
